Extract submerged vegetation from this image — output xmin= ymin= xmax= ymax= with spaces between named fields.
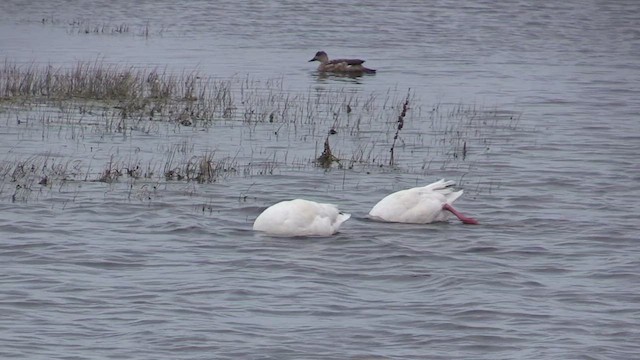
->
xmin=0 ymin=60 xmax=523 ymax=202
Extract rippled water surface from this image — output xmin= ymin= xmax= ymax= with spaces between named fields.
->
xmin=1 ymin=1 xmax=639 ymax=359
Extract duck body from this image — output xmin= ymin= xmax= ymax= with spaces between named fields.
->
xmin=253 ymin=199 xmax=351 ymax=237
xmin=369 ymin=179 xmax=478 ymax=225
xmin=309 ymin=51 xmax=376 ymax=74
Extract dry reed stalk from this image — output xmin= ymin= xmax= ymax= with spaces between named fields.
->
xmin=389 ymin=90 xmax=411 ymax=166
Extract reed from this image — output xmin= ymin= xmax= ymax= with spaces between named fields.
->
xmin=0 ymin=61 xmax=240 ymax=131
xmin=0 ymin=60 xmax=524 ymax=203
xmin=0 ymin=152 xmax=79 ymax=202
xmin=59 ymin=19 xmax=163 ymax=37
xmin=389 ymin=90 xmax=411 ymax=166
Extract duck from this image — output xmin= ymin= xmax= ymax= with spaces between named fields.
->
xmin=368 ymin=179 xmax=479 ymax=225
xmin=253 ymin=199 xmax=351 ymax=237
xmin=308 ymin=51 xmax=376 ymax=74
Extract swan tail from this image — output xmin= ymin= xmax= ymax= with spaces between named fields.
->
xmin=446 ymin=189 xmax=464 ymax=204
xmin=337 ymin=212 xmax=351 ymax=225
xmin=424 ymin=179 xmax=464 ymax=203
xmin=424 ymin=179 xmax=456 ymax=191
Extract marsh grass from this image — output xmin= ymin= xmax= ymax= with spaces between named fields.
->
xmin=0 ymin=152 xmax=83 ymax=202
xmin=0 ymin=60 xmax=239 ymax=131
xmin=163 ymin=150 xmax=238 ymax=183
xmin=40 ymin=18 xmax=164 ymax=38
xmin=427 ymin=103 xmax=523 ymax=161
xmin=68 ymin=20 xmax=162 ymax=38
xmin=0 ymin=60 xmax=211 ymax=103
xmin=0 ymin=60 xmax=524 ymax=202
xmin=0 ymin=149 xmax=240 ymax=203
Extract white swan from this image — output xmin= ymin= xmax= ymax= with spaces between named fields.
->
xmin=253 ymin=199 xmax=351 ymax=236
xmin=368 ymin=179 xmax=478 ymax=225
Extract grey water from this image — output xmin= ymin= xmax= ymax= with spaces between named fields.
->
xmin=1 ymin=0 xmax=639 ymax=359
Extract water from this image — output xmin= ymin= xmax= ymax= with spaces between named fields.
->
xmin=1 ymin=1 xmax=639 ymax=359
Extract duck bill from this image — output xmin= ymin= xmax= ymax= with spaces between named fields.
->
xmin=308 ymin=58 xmax=317 ymax=62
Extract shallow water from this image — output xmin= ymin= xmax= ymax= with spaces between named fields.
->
xmin=1 ymin=1 xmax=639 ymax=359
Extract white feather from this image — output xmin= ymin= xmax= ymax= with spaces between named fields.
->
xmin=369 ymin=179 xmax=472 ymax=224
xmin=253 ymin=199 xmax=351 ymax=237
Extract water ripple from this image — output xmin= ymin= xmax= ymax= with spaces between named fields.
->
xmin=1 ymin=0 xmax=640 ymax=359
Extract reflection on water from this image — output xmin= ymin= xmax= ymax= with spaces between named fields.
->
xmin=313 ymin=71 xmax=375 ymax=84
xmin=1 ymin=0 xmax=639 ymax=359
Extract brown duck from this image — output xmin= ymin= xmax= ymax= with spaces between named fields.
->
xmin=308 ymin=51 xmax=376 ymax=74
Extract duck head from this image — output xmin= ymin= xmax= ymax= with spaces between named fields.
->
xmin=309 ymin=51 xmax=329 ymax=63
